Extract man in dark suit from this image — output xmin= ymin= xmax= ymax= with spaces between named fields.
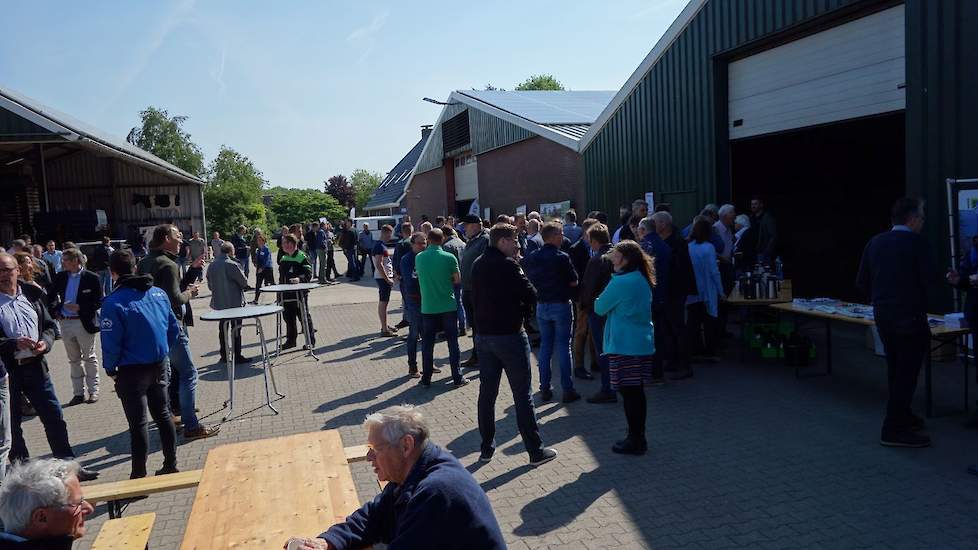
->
xmin=49 ymin=248 xmax=103 ymax=405
xmin=856 ymin=197 xmax=935 ymax=448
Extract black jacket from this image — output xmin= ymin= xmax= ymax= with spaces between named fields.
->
xmin=471 ymin=246 xmax=537 ymax=335
xmin=0 ymin=532 xmax=73 ymax=549
xmin=664 ymin=231 xmax=698 ymax=303
xmin=0 ymin=282 xmax=57 ymax=379
xmin=567 ymin=237 xmax=591 ymax=300
xmin=87 ymin=243 xmax=112 ymax=271
xmin=856 ymin=229 xmax=935 ymax=334
xmin=49 ymin=269 xmax=103 ymax=334
xmin=578 ymin=244 xmax=614 ymax=312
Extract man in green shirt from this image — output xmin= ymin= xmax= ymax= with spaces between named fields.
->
xmin=414 ymin=229 xmax=467 ymax=388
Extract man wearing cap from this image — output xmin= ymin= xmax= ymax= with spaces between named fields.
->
xmin=458 ymin=215 xmax=488 ymax=368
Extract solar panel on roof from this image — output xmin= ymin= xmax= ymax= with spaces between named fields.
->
xmin=457 ymin=90 xmax=615 ymax=124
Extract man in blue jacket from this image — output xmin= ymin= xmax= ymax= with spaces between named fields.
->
xmin=285 ymin=405 xmax=506 ymax=550
xmin=101 ymin=249 xmax=181 ymax=478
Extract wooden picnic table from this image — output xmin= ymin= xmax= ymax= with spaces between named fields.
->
xmin=769 ymin=301 xmax=971 ymax=417
xmin=180 ymin=430 xmax=361 ymax=550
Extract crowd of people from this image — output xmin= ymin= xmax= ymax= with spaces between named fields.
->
xmin=0 ymin=191 xmax=964 ymax=548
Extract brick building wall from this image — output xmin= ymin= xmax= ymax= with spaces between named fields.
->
xmin=476 ymin=136 xmax=585 ymax=218
xmin=402 ymin=166 xmax=448 ymax=220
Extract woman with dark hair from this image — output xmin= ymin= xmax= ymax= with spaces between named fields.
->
xmin=13 ymin=251 xmax=51 ymax=295
xmin=687 ymin=216 xmax=724 ymax=362
xmin=593 ymin=240 xmax=655 ymax=455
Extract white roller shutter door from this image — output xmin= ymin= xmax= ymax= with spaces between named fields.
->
xmin=728 ymin=4 xmax=905 ymax=140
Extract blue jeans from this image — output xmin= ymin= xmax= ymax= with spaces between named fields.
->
xmin=165 ymin=325 xmax=201 ymax=430
xmin=0 ymin=375 xmax=10 ymax=479
xmin=343 ymin=248 xmax=361 ymax=277
xmin=589 ymin=312 xmax=611 ymax=393
xmin=454 ymin=284 xmax=466 ymax=331
xmin=421 ymin=311 xmax=462 ymax=383
xmin=536 ymin=301 xmax=575 ymax=393
xmin=476 ymin=332 xmax=543 ymax=456
xmin=9 ymin=363 xmax=73 ymax=460
xmin=308 ymin=247 xmax=318 ymax=273
xmin=237 ymin=256 xmax=250 ymax=280
xmin=98 ymin=270 xmax=113 ymax=296
xmin=405 ymin=300 xmax=422 ymax=370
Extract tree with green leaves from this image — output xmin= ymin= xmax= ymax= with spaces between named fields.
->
xmin=325 ymin=174 xmax=356 ymax=208
xmin=350 ymin=169 xmax=383 ymax=210
xmin=515 ymin=74 xmax=565 ymax=91
xmin=203 ymin=146 xmax=268 ymax=238
xmin=127 ymin=107 xmax=206 ymax=177
xmin=266 ymin=186 xmax=347 ymax=227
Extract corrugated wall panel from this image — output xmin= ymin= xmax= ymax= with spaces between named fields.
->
xmin=416 ymin=102 xmax=536 ymax=175
xmin=584 ymin=0 xmax=861 ymax=223
xmin=905 ymin=0 xmax=978 ymax=308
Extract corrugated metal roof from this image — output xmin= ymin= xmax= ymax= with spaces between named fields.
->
xmin=0 ymin=85 xmax=205 ymax=185
xmin=541 ymin=124 xmax=591 ymax=140
xmin=364 ymin=129 xmax=431 ymax=210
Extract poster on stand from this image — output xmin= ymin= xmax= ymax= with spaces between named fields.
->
xmin=539 ymin=200 xmax=571 ymax=220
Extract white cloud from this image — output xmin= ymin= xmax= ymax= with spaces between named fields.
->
xmin=347 ymin=10 xmax=389 ymax=41
xmin=98 ymin=0 xmax=197 ymax=117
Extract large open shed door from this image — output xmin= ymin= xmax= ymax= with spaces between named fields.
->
xmin=728 ymin=4 xmax=905 ymax=140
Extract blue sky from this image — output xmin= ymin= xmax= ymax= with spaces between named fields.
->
xmin=1 ymin=0 xmax=687 ymax=189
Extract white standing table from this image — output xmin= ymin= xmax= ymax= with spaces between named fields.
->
xmin=199 ymin=304 xmax=285 ymax=420
xmin=257 ymin=282 xmax=322 ymax=361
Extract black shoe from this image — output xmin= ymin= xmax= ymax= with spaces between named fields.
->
xmin=282 ymin=341 xmax=297 ymax=350
xmin=479 ymin=448 xmax=495 ymax=463
xmin=65 ymin=395 xmax=85 ymax=407
xmin=233 ymin=356 xmax=252 ymax=364
xmin=880 ymin=430 xmax=931 ymax=448
xmin=539 ymin=389 xmax=553 ymax=402
xmin=612 ymin=437 xmax=648 ymax=455
xmin=529 ymin=447 xmax=558 ymax=466
xmin=586 ymin=390 xmax=618 ymax=404
xmin=394 ymin=319 xmax=410 ymax=330
xmin=909 ymin=414 xmax=926 ymax=432
xmin=155 ymin=465 xmax=179 ymax=476
xmin=452 ymin=378 xmax=470 ymax=388
xmin=77 ymin=467 xmax=100 ymax=482
xmin=418 ymin=379 xmax=431 ymax=388
xmin=461 ymin=356 xmax=479 ymax=368
xmin=562 ymin=390 xmax=581 ymax=403
xmin=459 ymin=328 xmax=467 ymax=337
xmin=431 ymin=367 xmax=442 ymax=374
xmin=574 ymin=368 xmax=595 ymax=381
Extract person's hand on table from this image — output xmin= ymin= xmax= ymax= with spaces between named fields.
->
xmin=284 ymin=537 xmax=330 ymax=549
xmin=289 ymin=277 xmax=300 ymax=284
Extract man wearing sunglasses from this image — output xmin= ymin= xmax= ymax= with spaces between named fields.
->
xmin=0 ymin=458 xmax=94 ymax=548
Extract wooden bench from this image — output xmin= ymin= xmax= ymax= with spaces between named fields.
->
xmin=85 ymin=470 xmax=203 ymax=519
xmin=91 ymin=512 xmax=155 ymax=550
xmin=86 ymin=446 xmax=369 ymax=518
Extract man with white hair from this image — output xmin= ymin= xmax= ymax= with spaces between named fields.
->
xmin=713 ymin=205 xmax=737 ymax=337
xmin=285 ymin=405 xmax=506 ymax=550
xmin=0 ymin=458 xmax=94 ymax=548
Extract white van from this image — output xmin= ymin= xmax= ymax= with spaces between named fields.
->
xmin=353 ymin=215 xmax=404 ymax=241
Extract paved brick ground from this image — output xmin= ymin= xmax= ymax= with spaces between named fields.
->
xmin=17 ymin=259 xmax=978 ymax=549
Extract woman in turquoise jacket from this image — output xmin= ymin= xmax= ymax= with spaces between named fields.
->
xmin=594 ymin=240 xmax=655 ymax=455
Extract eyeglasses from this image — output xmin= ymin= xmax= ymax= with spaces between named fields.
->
xmin=365 ymin=442 xmax=393 ymax=455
